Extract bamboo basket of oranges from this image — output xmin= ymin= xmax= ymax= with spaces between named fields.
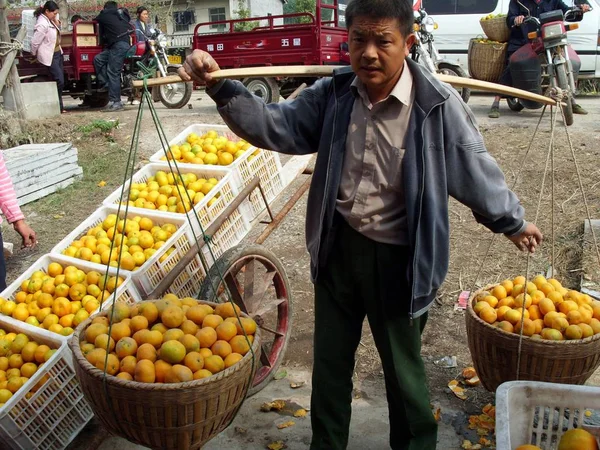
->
xmin=69 ymin=297 xmax=261 ymax=450
xmin=466 ymin=274 xmax=600 ymax=392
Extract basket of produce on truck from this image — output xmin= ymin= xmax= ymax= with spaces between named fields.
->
xmin=192 ymin=0 xmax=349 ymax=103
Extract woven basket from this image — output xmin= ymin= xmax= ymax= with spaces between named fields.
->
xmin=69 ymin=300 xmax=261 ymax=450
xmin=480 ymin=16 xmax=510 ymax=43
xmin=468 ymin=39 xmax=507 ymax=83
xmin=466 ymin=287 xmax=600 ymax=392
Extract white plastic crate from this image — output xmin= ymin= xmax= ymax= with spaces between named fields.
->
xmin=0 ymin=317 xmax=93 ymax=450
xmin=50 ymin=205 xmax=210 ymax=299
xmin=101 ymin=162 xmax=244 ymax=236
xmin=148 ymin=124 xmax=285 ymax=221
xmin=0 ymin=253 xmax=141 ymax=342
xmin=496 ymin=381 xmax=600 ymax=450
xmin=21 ymin=10 xmax=35 ymax=53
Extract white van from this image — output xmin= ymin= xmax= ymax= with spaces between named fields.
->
xmin=415 ymin=0 xmax=600 ymax=78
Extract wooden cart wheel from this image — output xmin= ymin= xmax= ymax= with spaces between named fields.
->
xmin=199 ymin=244 xmax=292 ymax=396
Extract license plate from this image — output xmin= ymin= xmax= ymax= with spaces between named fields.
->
xmin=167 ymin=55 xmax=182 ymax=64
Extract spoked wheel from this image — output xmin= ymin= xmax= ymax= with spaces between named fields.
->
xmin=159 ymin=67 xmax=192 ymax=109
xmin=199 ymin=244 xmax=292 ymax=396
xmin=507 ymin=97 xmax=524 ymax=112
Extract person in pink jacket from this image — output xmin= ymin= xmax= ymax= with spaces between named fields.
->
xmin=0 ymin=152 xmax=37 ymax=292
xmin=31 ymin=1 xmax=65 ymax=113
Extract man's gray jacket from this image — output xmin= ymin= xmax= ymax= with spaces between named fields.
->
xmin=208 ymin=59 xmax=525 ymax=318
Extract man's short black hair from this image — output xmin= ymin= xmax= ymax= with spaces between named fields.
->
xmin=71 ymin=14 xmax=83 ymax=23
xmin=104 ymin=1 xmax=118 ymax=9
xmin=345 ymin=0 xmax=414 ymax=37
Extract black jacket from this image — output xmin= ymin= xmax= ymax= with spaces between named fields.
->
xmin=95 ymin=7 xmax=131 ymax=47
xmin=506 ymin=0 xmax=570 ymax=52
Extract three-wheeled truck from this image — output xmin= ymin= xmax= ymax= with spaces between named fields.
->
xmin=192 ymin=0 xmax=349 ymax=103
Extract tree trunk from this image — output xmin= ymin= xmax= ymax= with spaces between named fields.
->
xmin=57 ymin=0 xmax=68 ymax=30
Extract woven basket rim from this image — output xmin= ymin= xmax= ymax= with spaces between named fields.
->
xmin=469 ymin=38 xmax=508 ymax=50
xmin=479 ymin=16 xmax=507 ymax=24
xmin=69 ymin=299 xmax=262 ymax=390
xmin=468 ymin=285 xmax=600 ymax=346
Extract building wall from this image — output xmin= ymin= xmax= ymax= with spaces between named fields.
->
xmin=247 ymin=0 xmax=284 ymax=19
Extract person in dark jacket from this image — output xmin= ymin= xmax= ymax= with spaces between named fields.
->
xmin=488 ymin=0 xmax=591 ymax=118
xmin=179 ymin=0 xmax=543 ymax=448
xmin=134 ymin=6 xmax=153 ymax=41
xmin=93 ymin=1 xmax=132 ymax=111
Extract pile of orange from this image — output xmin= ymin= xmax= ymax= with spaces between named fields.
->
xmin=474 ymin=275 xmax=600 ymax=341
xmin=0 ymin=263 xmax=124 ymax=337
xmin=158 ymin=129 xmax=258 ymax=166
xmin=120 ymin=171 xmax=222 ymax=214
xmin=0 ymin=329 xmax=55 ymax=407
xmin=61 ymin=214 xmax=179 ymax=271
xmin=81 ymin=295 xmax=256 ymax=383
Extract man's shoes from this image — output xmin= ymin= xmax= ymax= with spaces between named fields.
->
xmin=130 ymin=99 xmax=140 ymax=105
xmin=103 ymin=101 xmax=124 ymax=112
xmin=97 ymin=86 xmax=108 ymax=93
xmin=488 ymin=106 xmax=500 ymax=119
xmin=572 ymin=103 xmax=588 ymax=115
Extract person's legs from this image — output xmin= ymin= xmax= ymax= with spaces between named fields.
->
xmin=489 ymin=51 xmax=515 ymax=118
xmin=48 ymin=51 xmax=65 ymax=112
xmin=310 ymin=218 xmax=366 ymax=450
xmin=93 ymin=49 xmax=110 ymax=89
xmin=0 ymin=232 xmax=7 ymax=292
xmin=358 ymin=234 xmax=438 ymax=450
xmin=106 ymin=41 xmax=130 ymax=108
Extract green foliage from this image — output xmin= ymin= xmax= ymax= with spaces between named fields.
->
xmin=77 ymin=120 xmax=119 ymax=140
xmin=233 ymin=0 xmax=260 ymax=32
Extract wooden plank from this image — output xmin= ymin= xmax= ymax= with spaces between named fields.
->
xmin=14 ymin=165 xmax=83 ymax=198
xmin=17 ymin=174 xmax=83 ymax=206
xmin=8 ymin=154 xmax=79 ymax=183
xmin=132 ymin=66 xmax=558 ymax=105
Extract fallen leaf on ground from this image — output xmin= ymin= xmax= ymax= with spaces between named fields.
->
xmin=277 ymin=421 xmax=295 ymax=429
xmin=293 ymin=409 xmax=307 ymax=418
xmin=479 ymin=437 xmax=492 ymax=447
xmin=482 ymin=404 xmax=495 ymax=419
xmin=261 ymin=400 xmax=286 ymax=412
xmin=290 ymin=381 xmax=305 ymax=389
xmin=461 ymin=441 xmax=482 ymax=450
xmin=53 ymin=215 xmax=63 ymax=219
xmin=97 ymin=180 xmax=107 ymax=187
xmin=433 ymin=407 xmax=441 ymax=421
xmin=273 ymin=369 xmax=287 ymax=380
xmin=267 ymin=441 xmax=286 ymax=450
xmin=462 ymin=367 xmax=477 ymax=379
xmin=465 ymin=376 xmax=480 ymax=386
xmin=448 ymin=380 xmax=467 ymax=400
xmin=476 ymin=427 xmax=489 ymax=436
xmin=234 ymin=426 xmax=247 ymax=434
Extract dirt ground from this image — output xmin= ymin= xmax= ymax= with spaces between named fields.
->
xmin=2 ymin=92 xmax=600 ymax=449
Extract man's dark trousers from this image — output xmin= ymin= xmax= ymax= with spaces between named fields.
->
xmin=93 ymin=40 xmax=130 ymax=103
xmin=310 ymin=216 xmax=438 ymax=450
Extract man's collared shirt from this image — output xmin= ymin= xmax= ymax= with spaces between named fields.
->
xmin=336 ymin=60 xmax=415 ymax=246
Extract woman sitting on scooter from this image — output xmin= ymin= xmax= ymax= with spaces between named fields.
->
xmin=31 ymin=1 xmax=65 ymax=113
xmin=488 ymin=0 xmax=591 ymax=118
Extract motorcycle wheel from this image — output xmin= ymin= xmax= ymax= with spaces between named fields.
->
xmin=506 ymin=97 xmax=524 ymax=112
xmin=437 ymin=63 xmax=471 ymax=104
xmin=159 ymin=67 xmax=192 ymax=109
xmin=555 ymin=64 xmax=573 ymax=126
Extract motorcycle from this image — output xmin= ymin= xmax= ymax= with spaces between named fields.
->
xmin=410 ymin=7 xmax=471 ymax=104
xmin=123 ymin=27 xmax=192 ymax=109
xmin=506 ymin=2 xmax=588 ymax=126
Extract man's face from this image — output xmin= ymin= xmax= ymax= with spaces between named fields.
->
xmin=348 ymin=17 xmax=414 ymax=99
xmin=140 ymin=10 xmax=149 ymax=22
